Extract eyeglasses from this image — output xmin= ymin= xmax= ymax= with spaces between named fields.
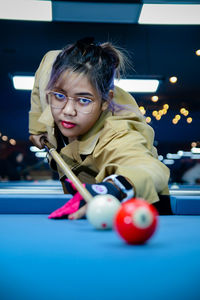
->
xmin=47 ymin=91 xmax=94 ymax=114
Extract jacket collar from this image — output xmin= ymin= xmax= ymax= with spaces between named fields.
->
xmin=38 ymin=105 xmax=54 ymax=127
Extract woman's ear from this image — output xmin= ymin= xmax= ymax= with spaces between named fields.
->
xmin=102 ymin=90 xmax=114 ymax=111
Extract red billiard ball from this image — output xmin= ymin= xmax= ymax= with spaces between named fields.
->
xmin=114 ymin=198 xmax=158 ymax=244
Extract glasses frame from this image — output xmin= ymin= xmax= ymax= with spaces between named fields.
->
xmin=46 ymin=90 xmax=95 ymax=114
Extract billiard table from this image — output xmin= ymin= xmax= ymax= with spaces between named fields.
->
xmin=0 ymin=181 xmax=200 ymax=300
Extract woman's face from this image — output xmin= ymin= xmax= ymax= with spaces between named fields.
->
xmin=50 ymin=70 xmax=108 ymax=142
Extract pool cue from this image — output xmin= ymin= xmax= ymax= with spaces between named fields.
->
xmin=40 ymin=137 xmax=93 ymax=203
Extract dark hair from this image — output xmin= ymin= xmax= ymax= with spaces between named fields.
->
xmin=46 ymin=37 xmax=128 ymax=112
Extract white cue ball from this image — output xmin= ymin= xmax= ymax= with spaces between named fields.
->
xmin=86 ymin=194 xmax=121 ymax=230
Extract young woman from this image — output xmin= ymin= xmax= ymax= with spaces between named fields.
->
xmin=29 ymin=37 xmax=170 ymax=219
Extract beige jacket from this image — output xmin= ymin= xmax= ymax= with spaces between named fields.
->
xmin=29 ymin=50 xmax=170 ymax=204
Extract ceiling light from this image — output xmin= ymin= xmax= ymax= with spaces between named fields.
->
xmin=180 ymin=108 xmax=186 ymax=114
xmin=12 ymin=76 xmax=34 ymax=90
xmin=175 ymin=115 xmax=181 ymax=120
xmin=172 ymin=119 xmax=178 ymax=124
xmin=146 ymin=117 xmax=151 ymax=123
xmin=2 ymin=135 xmax=8 ymax=141
xmin=9 ymin=139 xmax=16 ymax=146
xmin=183 ymin=110 xmax=189 ymax=116
xmin=139 ymin=106 xmax=146 ymax=115
xmin=162 ymin=109 xmax=167 ymax=115
xmin=196 ymin=49 xmax=200 ymax=56
xmin=139 ymin=4 xmax=200 ymax=25
xmin=152 ymin=111 xmax=158 ymax=117
xmin=0 ymin=0 xmax=52 ymax=22
xmin=169 ymin=76 xmax=177 ymax=84
xmin=114 ymin=79 xmax=159 ymax=93
xmin=187 ymin=117 xmax=192 ymax=123
xmin=151 ymin=95 xmax=159 ymax=102
xmin=163 ymin=104 xmax=169 ymax=110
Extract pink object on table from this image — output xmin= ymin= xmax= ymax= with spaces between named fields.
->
xmin=48 ymin=192 xmax=83 ymax=219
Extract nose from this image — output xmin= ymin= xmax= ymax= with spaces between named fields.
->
xmin=62 ymin=98 xmax=77 ymax=116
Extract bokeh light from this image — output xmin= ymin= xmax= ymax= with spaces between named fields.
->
xmin=175 ymin=114 xmax=181 ymax=120
xmin=187 ymin=117 xmax=192 ymax=123
xmin=196 ymin=49 xmax=200 ymax=56
xmin=163 ymin=104 xmax=169 ymax=110
xmin=2 ymin=135 xmax=8 ymax=141
xmin=139 ymin=106 xmax=146 ymax=115
xmin=152 ymin=110 xmax=158 ymax=117
xmin=169 ymin=76 xmax=177 ymax=83
xmin=146 ymin=117 xmax=151 ymax=123
xmin=9 ymin=138 xmax=16 ymax=146
xmin=151 ymin=95 xmax=159 ymax=102
xmin=172 ymin=119 xmax=178 ymax=124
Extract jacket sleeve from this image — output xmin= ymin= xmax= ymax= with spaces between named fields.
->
xmin=29 ymin=53 xmax=49 ymax=134
xmin=94 ymin=115 xmax=170 ymax=204
xmin=29 ymin=50 xmax=60 ymax=135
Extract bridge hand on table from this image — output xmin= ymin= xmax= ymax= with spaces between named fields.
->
xmin=48 ymin=191 xmax=85 ymax=219
xmin=48 ymin=179 xmax=122 ymax=219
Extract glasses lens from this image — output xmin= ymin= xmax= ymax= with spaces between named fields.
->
xmin=48 ymin=92 xmax=93 ymax=114
xmin=75 ymin=97 xmax=93 ymax=114
xmin=48 ymin=92 xmax=66 ymax=109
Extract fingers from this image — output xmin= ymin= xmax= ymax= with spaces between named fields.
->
xmin=68 ymin=204 xmax=88 ymax=220
xmin=29 ymin=133 xmax=48 ymax=149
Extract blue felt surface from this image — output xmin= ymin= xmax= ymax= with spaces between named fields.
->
xmin=0 ymin=215 xmax=200 ymax=300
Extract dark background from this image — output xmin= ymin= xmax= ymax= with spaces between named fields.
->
xmin=0 ymin=0 xmax=200 ymax=157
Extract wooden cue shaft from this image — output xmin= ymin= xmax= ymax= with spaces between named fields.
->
xmin=42 ymin=139 xmax=93 ymax=203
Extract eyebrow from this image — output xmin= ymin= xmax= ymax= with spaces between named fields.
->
xmin=54 ymin=88 xmax=94 ymax=98
xmin=75 ymin=92 xmax=94 ymax=97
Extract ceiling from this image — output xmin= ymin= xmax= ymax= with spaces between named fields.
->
xmin=0 ymin=0 xmax=200 ymax=153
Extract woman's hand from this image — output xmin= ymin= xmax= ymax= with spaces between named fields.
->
xmin=48 ymin=179 xmax=123 ymax=220
xmin=68 ymin=204 xmax=88 ymax=220
xmin=29 ymin=133 xmax=48 ymax=149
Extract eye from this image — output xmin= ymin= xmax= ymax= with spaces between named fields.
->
xmin=78 ymin=97 xmax=93 ymax=106
xmin=53 ymin=92 xmax=66 ymax=101
xmin=132 ymin=207 xmax=153 ymax=229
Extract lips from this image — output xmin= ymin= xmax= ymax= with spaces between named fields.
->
xmin=61 ymin=121 xmax=76 ymax=129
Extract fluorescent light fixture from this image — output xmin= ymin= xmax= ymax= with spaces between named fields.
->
xmin=13 ymin=76 xmax=34 ymax=90
xmin=13 ymin=76 xmax=159 ymax=92
xmin=139 ymin=4 xmax=200 ymax=25
xmin=114 ymin=79 xmax=159 ymax=93
xmin=0 ymin=0 xmax=52 ymax=22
